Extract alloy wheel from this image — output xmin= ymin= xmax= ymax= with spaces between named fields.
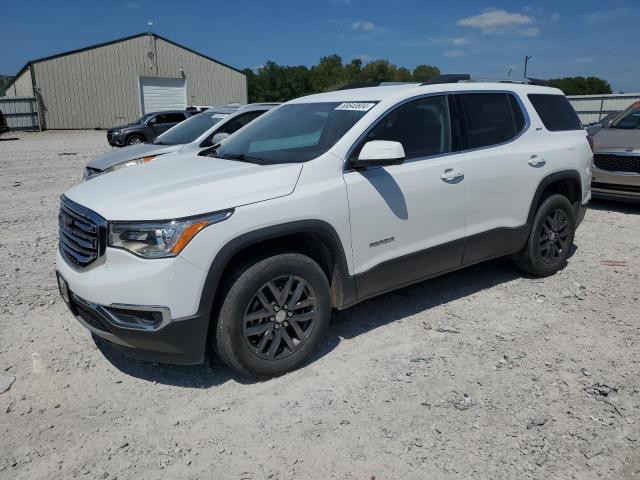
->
xmin=242 ymin=275 xmax=318 ymax=360
xmin=538 ymin=208 xmax=570 ymax=263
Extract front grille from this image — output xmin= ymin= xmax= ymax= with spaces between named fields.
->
xmin=594 ymin=154 xmax=640 ymax=174
xmin=58 ymin=196 xmax=107 ymax=268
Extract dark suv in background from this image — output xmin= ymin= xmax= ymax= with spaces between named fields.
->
xmin=107 ymin=110 xmax=194 ymax=147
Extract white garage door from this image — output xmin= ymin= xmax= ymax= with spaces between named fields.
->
xmin=139 ymin=77 xmax=187 ymax=114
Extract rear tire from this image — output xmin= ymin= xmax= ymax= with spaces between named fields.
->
xmin=214 ymin=253 xmax=331 ymax=379
xmin=516 ymin=194 xmax=576 ymax=277
xmin=126 ymin=134 xmax=144 ymax=145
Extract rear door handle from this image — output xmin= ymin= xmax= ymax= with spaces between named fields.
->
xmin=440 ymin=168 xmax=464 ymax=182
xmin=528 ymin=154 xmax=546 ymax=167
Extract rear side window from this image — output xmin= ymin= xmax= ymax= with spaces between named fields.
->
xmin=528 ymin=94 xmax=582 ymax=131
xmin=457 ymin=93 xmax=526 ymax=149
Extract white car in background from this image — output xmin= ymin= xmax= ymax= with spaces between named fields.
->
xmin=83 ymin=103 xmax=279 ymax=180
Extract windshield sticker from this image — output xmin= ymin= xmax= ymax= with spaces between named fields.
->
xmin=335 ymin=102 xmax=376 ymax=112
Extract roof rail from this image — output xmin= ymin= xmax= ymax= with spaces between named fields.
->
xmin=420 ymin=74 xmax=471 ymax=85
xmin=337 ymin=82 xmax=382 ymax=90
xmin=336 ymin=81 xmax=419 ymax=91
xmin=525 ymin=77 xmax=549 ymax=86
xmin=419 ymin=74 xmax=550 ymax=87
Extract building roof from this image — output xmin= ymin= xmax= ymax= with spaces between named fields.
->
xmin=7 ymin=32 xmax=245 ymax=90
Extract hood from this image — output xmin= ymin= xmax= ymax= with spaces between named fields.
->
xmin=593 ymin=128 xmax=640 ymax=152
xmin=87 ymin=143 xmax=180 ymax=171
xmin=108 ymin=123 xmax=138 ymax=132
xmin=66 ymin=152 xmax=303 ymax=221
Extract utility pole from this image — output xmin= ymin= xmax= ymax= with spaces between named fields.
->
xmin=524 ymin=56 xmax=532 ymax=78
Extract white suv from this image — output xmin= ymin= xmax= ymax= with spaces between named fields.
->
xmin=56 ymin=79 xmax=592 ymax=378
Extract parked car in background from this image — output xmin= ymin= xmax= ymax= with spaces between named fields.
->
xmin=85 ymin=103 xmax=278 ymax=179
xmin=57 ymin=80 xmax=591 ymax=378
xmin=186 ymin=104 xmax=235 ymax=114
xmin=0 ymin=109 xmax=9 ymax=136
xmin=585 ymin=111 xmax=621 ymax=136
xmin=107 ymin=110 xmax=196 ymax=147
xmin=592 ymin=101 xmax=640 ymax=202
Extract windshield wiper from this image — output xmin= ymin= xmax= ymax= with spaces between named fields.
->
xmin=219 ymin=153 xmax=266 ymax=165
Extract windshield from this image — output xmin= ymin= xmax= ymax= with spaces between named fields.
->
xmin=153 ymin=111 xmax=229 ymax=145
xmin=212 ymin=102 xmax=375 ymax=164
xmin=611 ymin=102 xmax=640 ymax=129
xmin=131 ymin=113 xmax=155 ymax=125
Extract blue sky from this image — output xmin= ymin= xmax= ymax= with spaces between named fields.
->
xmin=2 ymin=0 xmax=639 ymax=91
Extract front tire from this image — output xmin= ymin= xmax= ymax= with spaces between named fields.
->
xmin=214 ymin=253 xmax=331 ymax=379
xmin=126 ymin=134 xmax=144 ymax=145
xmin=516 ymin=194 xmax=576 ymax=277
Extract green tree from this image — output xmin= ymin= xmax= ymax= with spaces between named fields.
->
xmin=360 ymin=60 xmax=398 ymax=82
xmin=546 ymin=76 xmax=612 ymax=95
xmin=311 ymin=54 xmax=344 ymax=92
xmin=343 ymin=58 xmax=363 ymax=84
xmin=243 ymin=55 xmax=442 ymax=102
xmin=0 ymin=75 xmax=14 ymax=96
xmin=412 ymin=65 xmax=440 ymax=82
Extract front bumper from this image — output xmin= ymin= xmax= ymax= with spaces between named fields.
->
xmin=57 ymin=273 xmax=209 ymax=365
xmin=107 ymin=132 xmax=125 ymax=147
xmin=56 ymin=247 xmax=211 ymax=365
xmin=592 ymin=167 xmax=640 ymax=202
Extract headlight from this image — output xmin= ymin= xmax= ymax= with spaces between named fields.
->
xmin=108 ymin=210 xmax=233 ymax=258
xmin=104 ymin=156 xmax=157 ymax=174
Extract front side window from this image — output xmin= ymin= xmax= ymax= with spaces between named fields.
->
xmin=153 ymin=111 xmax=228 ymax=145
xmin=353 ymin=95 xmax=451 ymax=160
xmin=213 ymin=102 xmax=373 ymax=164
xmin=458 ymin=93 xmax=526 ymax=149
xmin=132 ymin=113 xmax=155 ymax=125
xmin=611 ymin=102 xmax=640 ymax=130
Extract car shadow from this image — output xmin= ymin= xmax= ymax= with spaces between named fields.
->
xmin=96 ymin=255 xmax=539 ymax=387
xmin=94 ymin=336 xmax=253 ymax=387
xmin=588 ymin=199 xmax=640 ymax=215
xmin=360 ymin=167 xmax=409 ymax=220
xmin=0 ymin=137 xmax=20 ymax=142
xmin=321 ymin=257 xmax=523 ymax=344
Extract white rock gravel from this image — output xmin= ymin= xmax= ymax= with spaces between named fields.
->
xmin=1 ymin=130 xmax=639 ymax=479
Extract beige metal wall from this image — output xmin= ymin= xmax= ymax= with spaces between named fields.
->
xmin=5 ymin=69 xmax=33 ymax=97
xmin=26 ymin=35 xmax=246 ymax=129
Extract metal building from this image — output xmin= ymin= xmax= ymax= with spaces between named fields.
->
xmin=4 ymin=32 xmax=247 ymax=129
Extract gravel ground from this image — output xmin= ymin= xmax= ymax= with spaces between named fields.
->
xmin=1 ymin=130 xmax=639 ymax=480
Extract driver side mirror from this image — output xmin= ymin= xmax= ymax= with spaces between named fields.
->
xmin=211 ymin=132 xmax=231 ymax=145
xmin=350 ymin=140 xmax=406 ymax=169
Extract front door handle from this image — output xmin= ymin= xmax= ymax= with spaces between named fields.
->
xmin=441 ymin=168 xmax=464 ymax=182
xmin=528 ymin=154 xmax=546 ymax=167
